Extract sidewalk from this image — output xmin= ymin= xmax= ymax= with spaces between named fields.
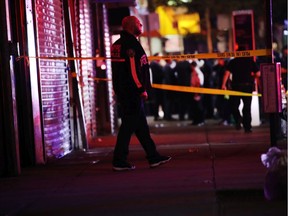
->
xmin=0 ymin=119 xmax=287 ymax=216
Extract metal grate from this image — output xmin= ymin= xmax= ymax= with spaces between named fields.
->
xmin=35 ymin=0 xmax=72 ymax=158
xmin=75 ymin=0 xmax=97 ymax=143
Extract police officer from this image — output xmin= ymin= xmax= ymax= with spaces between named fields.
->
xmin=111 ymin=16 xmax=171 ymax=171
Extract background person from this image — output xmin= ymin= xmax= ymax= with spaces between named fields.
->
xmin=162 ymin=59 xmax=177 ymax=120
xmin=189 ymin=61 xmax=205 ymax=126
xmin=213 ymin=58 xmax=232 ymax=125
xmin=221 ymin=47 xmax=260 ymax=133
xmin=150 ymin=53 xmax=164 ymax=121
xmin=175 ymin=60 xmax=191 ymax=121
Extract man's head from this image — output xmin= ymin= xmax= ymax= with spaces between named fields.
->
xmin=236 ymin=44 xmax=246 ymax=51
xmin=122 ymin=16 xmax=143 ymax=37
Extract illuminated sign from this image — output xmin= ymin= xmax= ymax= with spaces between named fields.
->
xmin=232 ymin=10 xmax=255 ymax=51
xmin=156 ymin=6 xmax=200 ymax=36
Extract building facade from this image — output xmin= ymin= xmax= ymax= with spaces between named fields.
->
xmin=0 ymin=0 xmax=136 ymax=177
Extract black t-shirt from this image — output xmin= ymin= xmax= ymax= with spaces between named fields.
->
xmin=227 ymin=57 xmax=259 ymax=85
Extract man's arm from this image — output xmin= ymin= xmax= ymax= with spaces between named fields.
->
xmin=221 ymin=70 xmax=231 ymax=90
xmin=252 ymin=70 xmax=261 ymax=92
xmin=127 ymin=49 xmax=146 ymax=98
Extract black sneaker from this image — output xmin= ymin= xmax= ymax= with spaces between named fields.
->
xmin=149 ymin=156 xmax=171 ymax=168
xmin=235 ymin=123 xmax=242 ymax=130
xmin=113 ymin=162 xmax=136 ymax=171
xmin=244 ymin=129 xmax=252 ymax=133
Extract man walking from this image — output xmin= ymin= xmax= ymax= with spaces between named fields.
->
xmin=111 ymin=16 xmax=171 ymax=171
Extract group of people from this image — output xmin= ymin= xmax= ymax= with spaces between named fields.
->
xmin=150 ymin=46 xmax=287 ymax=133
xmin=150 ymin=58 xmax=207 ymax=126
xmin=110 ymin=15 xmax=287 ymax=172
xmin=150 ymin=54 xmax=253 ymax=128
xmin=149 ymin=54 xmax=259 ymax=132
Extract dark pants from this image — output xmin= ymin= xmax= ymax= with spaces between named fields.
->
xmin=230 ymin=84 xmax=253 ymax=131
xmin=216 ymin=95 xmax=232 ymax=122
xmin=163 ymin=90 xmax=175 ymax=120
xmin=178 ymin=92 xmax=190 ymax=120
xmin=113 ymin=99 xmax=159 ymax=164
xmin=189 ymin=94 xmax=205 ymax=124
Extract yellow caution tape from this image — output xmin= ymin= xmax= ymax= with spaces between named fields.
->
xmin=16 ymin=49 xmax=271 ymax=62
xmin=89 ymin=77 xmax=112 ymax=82
xmin=152 ymin=83 xmax=262 ymax=97
xmin=16 ymin=56 xmax=124 ymax=62
xmin=70 ymin=74 xmax=112 ymax=82
xmin=148 ymin=49 xmax=272 ymax=61
xmin=16 ymin=49 xmax=273 ymax=97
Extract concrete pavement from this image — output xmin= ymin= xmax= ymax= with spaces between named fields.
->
xmin=0 ymin=119 xmax=287 ymax=216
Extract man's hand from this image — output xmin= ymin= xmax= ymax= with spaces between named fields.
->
xmin=140 ymin=91 xmax=148 ymax=100
xmin=221 ymin=84 xmax=227 ymax=90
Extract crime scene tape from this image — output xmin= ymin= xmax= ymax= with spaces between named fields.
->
xmin=88 ymin=77 xmax=112 ymax=82
xmin=84 ymin=78 xmax=261 ymax=97
xmin=16 ymin=56 xmax=124 ymax=62
xmin=71 ymin=73 xmax=112 ymax=82
xmin=16 ymin=49 xmax=271 ymax=62
xmin=148 ymin=49 xmax=272 ymax=61
xmin=16 ymin=49 xmax=272 ymax=96
xmin=152 ymin=83 xmax=262 ymax=97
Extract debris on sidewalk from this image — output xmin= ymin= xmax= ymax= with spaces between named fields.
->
xmin=261 ymin=147 xmax=287 ymax=201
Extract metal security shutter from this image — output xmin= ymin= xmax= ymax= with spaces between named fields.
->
xmin=35 ymin=0 xmax=72 ymax=158
xmin=75 ymin=0 xmax=97 ymax=144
